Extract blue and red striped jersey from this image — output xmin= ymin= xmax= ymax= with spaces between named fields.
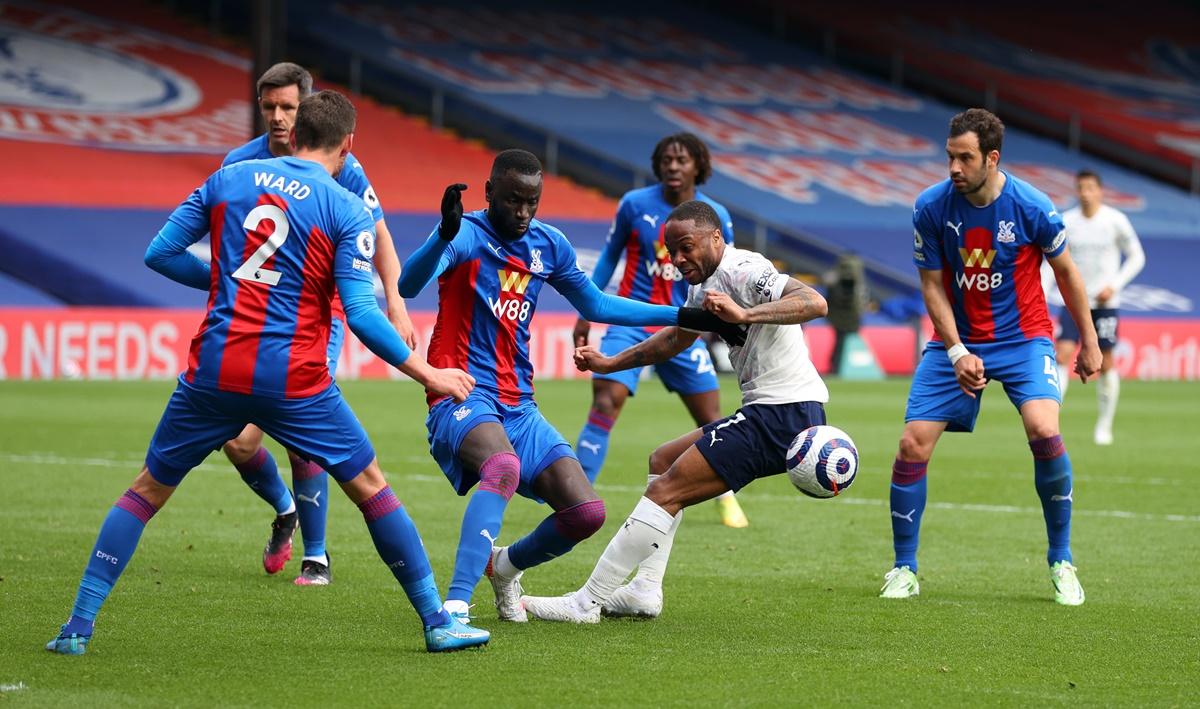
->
xmin=598 ymin=186 xmax=734 ymax=307
xmin=913 ymin=172 xmax=1067 ymax=344
xmin=425 ymin=211 xmax=590 ymax=406
xmin=167 ymin=156 xmax=377 ymax=397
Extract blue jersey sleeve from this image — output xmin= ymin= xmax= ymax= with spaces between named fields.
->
xmin=912 ymin=202 xmax=943 ymax=270
xmin=337 ymin=153 xmax=385 ymax=223
xmin=562 ymin=280 xmax=678 ymax=327
xmin=546 ymin=230 xmax=592 ymax=295
xmin=398 ymin=226 xmax=457 ymax=298
xmin=591 ymin=197 xmax=632 ymax=290
xmin=144 ymin=220 xmax=210 ymax=290
xmin=1032 ymin=200 xmax=1068 ymax=258
xmin=334 ymin=205 xmax=411 ymax=367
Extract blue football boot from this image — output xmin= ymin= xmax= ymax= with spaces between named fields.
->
xmin=46 ymin=625 xmax=90 ymax=655
xmin=424 ymin=617 xmax=490 ymax=652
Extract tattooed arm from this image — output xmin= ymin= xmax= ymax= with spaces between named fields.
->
xmin=702 ymin=278 xmax=827 ymax=325
xmin=573 ymin=326 xmax=700 ymax=374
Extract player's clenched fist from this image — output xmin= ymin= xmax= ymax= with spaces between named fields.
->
xmin=426 ymin=368 xmax=476 ymax=403
xmin=701 ymin=289 xmax=749 ymax=324
xmin=438 ymin=183 xmax=468 ymax=240
xmin=573 ymin=346 xmax=613 ymax=374
xmin=953 ymin=353 xmax=987 ymax=398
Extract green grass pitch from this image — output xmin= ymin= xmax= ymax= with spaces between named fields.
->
xmin=1 ymin=377 xmax=1196 ymax=706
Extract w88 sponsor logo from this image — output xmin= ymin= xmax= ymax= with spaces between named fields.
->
xmin=488 ymin=297 xmax=532 ymax=322
xmin=645 ymin=260 xmax=683 ymax=281
xmin=955 ymin=272 xmax=1004 ymax=292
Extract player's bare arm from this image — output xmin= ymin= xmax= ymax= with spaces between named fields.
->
xmin=702 ymin=278 xmax=827 ymax=325
xmin=372 ymin=219 xmax=417 ymax=349
xmin=919 ymin=267 xmax=986 ymax=397
xmin=1047 ymin=248 xmax=1102 ymax=382
xmin=574 ymin=326 xmax=698 ymax=374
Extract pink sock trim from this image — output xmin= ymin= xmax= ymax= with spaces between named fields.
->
xmin=587 ymin=410 xmax=616 ymax=431
xmin=553 ymin=499 xmax=606 ymax=541
xmin=234 ymin=447 xmax=269 ymax=476
xmin=1029 ymin=435 xmax=1066 ymax=460
xmin=358 ymin=487 xmax=401 ymax=522
xmin=478 ymin=452 xmax=520 ymax=500
xmin=291 ymin=458 xmax=324 ymax=481
xmin=115 ymin=489 xmax=158 ymax=524
xmin=891 ymin=459 xmax=928 ymax=486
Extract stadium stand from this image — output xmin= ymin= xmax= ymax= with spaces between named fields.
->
xmin=747 ymin=0 xmax=1200 ymax=191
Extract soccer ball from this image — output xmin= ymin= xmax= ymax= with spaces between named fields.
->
xmin=786 ymin=425 xmax=858 ymax=499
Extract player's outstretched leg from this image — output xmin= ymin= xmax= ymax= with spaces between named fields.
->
xmin=344 ymin=462 xmax=488 ymax=652
xmin=881 ymin=421 xmax=942 ymax=599
xmin=48 ymin=470 xmax=171 ymax=655
xmin=289 ymin=451 xmax=331 ymax=586
xmin=224 ymin=427 xmax=298 ymax=574
xmin=488 ymin=458 xmax=606 ymax=622
xmin=678 ymin=389 xmax=750 ymax=529
xmin=443 ymin=442 xmax=520 ymax=621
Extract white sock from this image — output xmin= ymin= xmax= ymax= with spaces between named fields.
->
xmin=716 ymin=490 xmax=735 ymax=501
xmin=581 ymin=497 xmax=674 ymax=607
xmin=494 ymin=546 xmax=520 ymax=579
xmin=634 ymin=475 xmax=681 ymax=586
xmin=1096 ymin=370 xmax=1119 ymax=431
xmin=1057 ymin=364 xmax=1070 ymax=397
xmin=302 ymin=553 xmax=329 ymax=565
xmin=443 ymin=599 xmax=469 ymax=615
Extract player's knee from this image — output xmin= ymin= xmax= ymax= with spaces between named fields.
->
xmin=897 ymin=431 xmax=931 ymax=463
xmin=553 ymin=498 xmax=606 ymax=541
xmin=647 ymin=445 xmax=675 ymax=477
xmin=478 ymin=451 xmax=521 ymax=501
xmin=590 ymin=393 xmax=623 ymax=420
xmin=223 ymin=428 xmax=262 ymax=463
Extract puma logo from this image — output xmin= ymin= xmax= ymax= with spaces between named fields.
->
xmin=485 ymin=241 xmax=503 ymax=257
xmin=642 ymin=214 xmax=660 ymax=228
xmin=479 ymin=528 xmax=497 ymax=545
xmin=1051 ymin=490 xmax=1073 ymax=503
xmin=891 ymin=508 xmax=916 ymax=523
xmin=578 ymin=439 xmax=601 ymax=455
xmin=298 ymin=491 xmax=321 ymax=508
xmin=709 ymin=430 xmax=722 ymax=446
xmin=946 ymin=221 xmax=963 ymax=237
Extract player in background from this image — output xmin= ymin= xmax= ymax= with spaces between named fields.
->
xmin=220 ymin=63 xmax=416 ymax=586
xmin=1054 ymin=170 xmax=1144 ymax=445
xmin=520 ymin=200 xmax=829 ymax=623
xmin=47 ymin=91 xmax=488 ymax=655
xmin=879 ymin=109 xmax=1101 ymax=606
xmin=572 ymin=133 xmax=751 ymax=533
xmin=398 ymin=151 xmax=743 ymax=624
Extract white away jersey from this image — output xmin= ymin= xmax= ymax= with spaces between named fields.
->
xmin=1062 ymin=204 xmax=1145 ymax=308
xmin=685 ymin=246 xmax=828 ymax=406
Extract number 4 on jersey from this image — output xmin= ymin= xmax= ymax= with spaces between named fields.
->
xmin=232 ymin=204 xmax=290 ymax=285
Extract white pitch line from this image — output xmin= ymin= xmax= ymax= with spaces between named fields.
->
xmin=5 ymin=452 xmax=1199 ymax=524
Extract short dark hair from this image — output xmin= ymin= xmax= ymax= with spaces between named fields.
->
xmin=294 ymin=90 xmax=355 ymax=151
xmin=652 ymin=133 xmax=713 ymax=185
xmin=948 ymin=108 xmax=1004 ymax=155
xmin=666 ymin=200 xmax=721 ymax=232
xmin=257 ymin=62 xmax=313 ymax=98
xmin=1076 ymin=169 xmax=1102 ymax=186
xmin=491 ymin=149 xmax=542 ymax=179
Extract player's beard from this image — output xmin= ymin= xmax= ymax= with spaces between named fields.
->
xmin=955 ymin=171 xmax=988 ymax=195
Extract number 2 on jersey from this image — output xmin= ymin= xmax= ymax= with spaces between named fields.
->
xmin=232 ymin=204 xmax=290 ymax=286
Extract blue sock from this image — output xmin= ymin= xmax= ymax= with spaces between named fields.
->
xmin=446 ymin=490 xmax=508 ymax=602
xmin=291 ymin=455 xmax=328 ymax=560
xmin=358 ymin=487 xmax=450 ymax=628
xmin=235 ymin=447 xmax=293 ymax=515
xmin=508 ymin=499 xmax=606 ymax=570
xmin=890 ymin=459 xmax=928 ymax=572
xmin=576 ymin=410 xmax=615 ymax=485
xmin=66 ymin=489 xmax=159 ymax=636
xmin=1031 ymin=435 xmax=1073 ymax=565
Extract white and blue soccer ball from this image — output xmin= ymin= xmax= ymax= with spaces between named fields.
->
xmin=786 ymin=425 xmax=858 ymax=499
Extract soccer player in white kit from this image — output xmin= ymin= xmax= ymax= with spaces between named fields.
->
xmin=515 ymin=200 xmax=831 ymax=622
xmin=1055 ymin=170 xmax=1145 ymax=445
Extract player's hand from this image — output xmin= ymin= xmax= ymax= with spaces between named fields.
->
xmin=678 ymin=306 xmax=747 ymax=347
xmin=702 ymin=290 xmax=749 ymax=324
xmin=573 ymin=317 xmax=591 ymax=348
xmin=388 ymin=301 xmax=418 ymax=350
xmin=953 ymin=353 xmax=987 ymax=398
xmin=426 ymin=367 xmax=475 ymax=403
xmin=1096 ymin=286 xmax=1114 ymax=305
xmin=438 ymin=183 xmax=468 ymax=240
xmin=1075 ymin=340 xmax=1102 ymax=383
xmin=574 ymin=346 xmax=613 ymax=373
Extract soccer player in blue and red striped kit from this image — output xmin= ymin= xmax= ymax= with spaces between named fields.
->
xmin=47 ymin=91 xmax=488 ymax=654
xmin=879 ymin=109 xmax=1102 ymax=605
xmin=399 ymin=150 xmax=741 ymax=624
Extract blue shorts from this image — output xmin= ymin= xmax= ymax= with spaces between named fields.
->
xmin=426 ymin=391 xmax=576 ymax=502
xmin=696 ymin=401 xmax=827 ymax=493
xmin=905 ymin=338 xmax=1061 ymax=433
xmin=594 ymin=325 xmax=718 ymax=396
xmin=146 ymin=376 xmax=375 ymax=486
xmin=1057 ymin=307 xmax=1119 ymax=351
xmin=327 ymin=314 xmax=345 ymax=378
